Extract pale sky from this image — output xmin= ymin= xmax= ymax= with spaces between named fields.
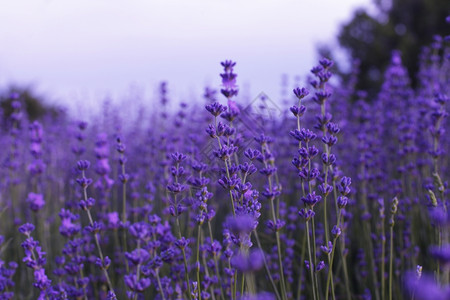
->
xmin=0 ymin=0 xmax=371 ymax=113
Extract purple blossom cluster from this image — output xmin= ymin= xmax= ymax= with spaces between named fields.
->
xmin=0 ymin=26 xmax=448 ymax=300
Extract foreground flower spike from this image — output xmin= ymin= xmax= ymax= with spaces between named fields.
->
xmin=76 ymin=160 xmax=116 ymax=297
xmin=290 ymin=84 xmax=320 ymax=300
xmin=19 ymin=223 xmax=52 ymax=298
xmin=220 ymin=60 xmax=240 ymax=121
xmin=116 ymin=136 xmax=130 ymax=273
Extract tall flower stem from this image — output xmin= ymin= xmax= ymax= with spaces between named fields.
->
xmin=380 ymin=201 xmax=386 ymax=300
xmin=429 ymin=94 xmax=448 ymax=284
xmin=176 ymin=217 xmax=192 ymax=300
xmin=360 ymin=167 xmax=380 ymax=300
xmin=132 ymin=240 xmax=142 ymax=300
xmin=151 ymin=234 xmax=167 ymax=300
xmin=306 ymin=220 xmax=317 ymax=300
xmin=261 ymin=142 xmax=287 ymax=300
xmin=213 ymin=116 xmax=236 ymax=216
xmin=389 ymin=197 xmax=399 ymax=300
xmin=321 ymin=103 xmax=331 ymax=245
xmin=254 ymin=230 xmax=281 ymax=300
xmin=208 ymin=221 xmax=225 ymax=299
xmin=296 ymin=231 xmax=307 ymax=300
xmin=116 ymin=137 xmax=130 ymax=274
xmin=196 ymin=225 xmax=202 ymax=300
xmin=325 ymin=210 xmax=342 ymax=300
xmin=81 ymin=171 xmax=114 ymax=293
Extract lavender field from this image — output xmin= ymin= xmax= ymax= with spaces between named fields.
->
xmin=0 ymin=12 xmax=450 ymax=300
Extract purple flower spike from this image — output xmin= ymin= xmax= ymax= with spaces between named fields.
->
xmin=220 ymin=60 xmax=239 ymax=99
xmin=77 ymin=160 xmax=91 ymax=171
xmin=266 ymin=219 xmax=286 ymax=232
xmin=293 ymin=87 xmax=310 ymax=99
xmin=125 ymin=249 xmax=150 ymax=266
xmin=331 ymin=225 xmax=341 ymax=238
xmin=26 ymin=193 xmax=45 ymax=212
xmin=337 ymin=196 xmax=348 ymax=209
xmin=299 ymin=208 xmax=315 ymax=221
xmin=321 ymin=241 xmax=333 ymax=254
xmin=124 ymin=274 xmax=151 ymax=293
xmin=206 ymin=102 xmax=227 ymax=117
xmin=226 ymin=214 xmax=256 ymax=234
xmin=305 ymin=260 xmax=312 ymax=270
xmin=319 ymin=58 xmax=334 ymax=68
xmin=290 ymin=105 xmax=307 ymax=117
xmin=231 ymin=250 xmax=264 ymax=272
xmin=79 ymin=197 xmax=95 ymax=211
xmin=301 ymin=191 xmax=322 ymax=208
xmin=19 ymin=223 xmax=35 ymax=236
xmin=175 ymin=237 xmax=190 ymax=249
xmin=316 ymin=261 xmax=326 ymax=272
xmin=430 ymin=245 xmax=450 ymax=267
xmin=95 ymin=256 xmax=111 ymax=269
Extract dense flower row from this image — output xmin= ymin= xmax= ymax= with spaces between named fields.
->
xmin=0 ymin=30 xmax=449 ymax=300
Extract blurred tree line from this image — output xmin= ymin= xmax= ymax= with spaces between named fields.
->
xmin=329 ymin=0 xmax=450 ymax=96
xmin=0 ymin=85 xmax=64 ymax=126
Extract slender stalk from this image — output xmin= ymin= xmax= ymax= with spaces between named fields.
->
xmin=306 ymin=221 xmax=317 ymax=300
xmin=85 ymin=209 xmax=114 ymax=292
xmin=118 ymin=147 xmax=130 ymax=274
xmin=176 ymin=217 xmax=192 ymax=299
xmin=208 ymin=221 xmax=225 ymax=300
xmin=389 ymin=197 xmax=399 ymax=300
xmin=381 ymin=211 xmax=386 ymax=300
xmin=230 ymin=259 xmax=237 ymax=300
xmin=296 ymin=232 xmax=307 ymax=300
xmin=240 ymin=271 xmax=245 ymax=296
xmin=325 ymin=210 xmax=342 ymax=300
xmin=340 ymin=239 xmax=351 ymax=300
xmin=133 ymin=240 xmax=142 ymax=300
xmin=199 ymin=228 xmax=217 ymax=300
xmin=321 ymin=102 xmax=330 ymax=245
xmin=151 ymin=233 xmax=167 ymax=300
xmin=311 ymin=216 xmax=319 ymax=297
xmin=196 ymin=226 xmax=202 ymax=300
xmin=81 ymin=170 xmax=114 ymax=294
xmin=389 ymin=224 xmax=394 ymax=300
xmin=261 ymin=142 xmax=287 ymax=300
xmin=213 ymin=116 xmax=236 ymax=216
xmin=360 ymin=167 xmax=380 ymax=300
xmin=155 ymin=270 xmax=167 ymax=300
xmin=254 ymin=231 xmax=281 ymax=300
xmin=275 ymin=231 xmax=287 ymax=300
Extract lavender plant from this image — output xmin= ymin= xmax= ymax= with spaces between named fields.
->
xmin=0 ymin=25 xmax=448 ymax=300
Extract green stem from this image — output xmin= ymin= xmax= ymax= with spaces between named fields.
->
xmin=325 ymin=210 xmax=342 ymax=300
xmin=296 ymin=232 xmax=307 ymax=300
xmin=389 ymin=224 xmax=394 ymax=300
xmin=208 ymin=221 xmax=225 ymax=300
xmin=311 ymin=216 xmax=319 ymax=298
xmin=155 ymin=270 xmax=167 ymax=300
xmin=381 ymin=218 xmax=386 ymax=300
xmin=120 ymin=159 xmax=130 ymax=274
xmin=176 ymin=217 xmax=192 ymax=299
xmin=306 ymin=221 xmax=317 ymax=300
xmin=254 ymin=231 xmax=281 ymax=300
xmin=214 ymin=116 xmax=236 ymax=216
xmin=133 ymin=240 xmax=142 ymax=300
xmin=81 ymin=171 xmax=114 ymax=293
xmin=339 ymin=231 xmax=351 ymax=300
xmin=241 ymin=271 xmax=245 ymax=297
xmin=196 ymin=226 xmax=202 ymax=300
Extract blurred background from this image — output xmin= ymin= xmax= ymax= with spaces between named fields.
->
xmin=0 ymin=0 xmax=449 ymax=118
